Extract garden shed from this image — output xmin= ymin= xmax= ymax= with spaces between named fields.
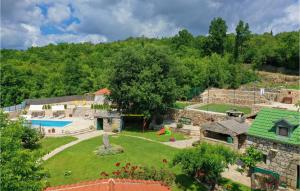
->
xmin=94 ymin=111 xmax=121 ymax=132
xmin=200 ymin=118 xmax=249 ymax=150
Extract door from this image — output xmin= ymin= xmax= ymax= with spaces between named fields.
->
xmin=97 ymin=118 xmax=103 ymax=130
xmin=297 ymin=165 xmax=300 ymax=189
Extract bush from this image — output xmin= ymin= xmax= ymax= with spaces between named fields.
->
xmin=176 ymin=123 xmax=183 ymax=129
xmin=95 ymin=144 xmax=124 ymax=156
xmin=64 ymin=104 xmax=67 ymax=109
xmin=21 ymin=127 xmax=41 ymax=149
xmin=102 ymin=161 xmax=175 ymax=186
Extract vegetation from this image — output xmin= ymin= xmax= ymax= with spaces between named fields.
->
xmin=121 ymin=128 xmax=187 ymax=142
xmin=172 ymin=143 xmax=238 ymax=190
xmin=43 ymin=135 xmax=179 ymax=186
xmin=107 ymin=162 xmax=175 ymax=186
xmin=240 ymin=146 xmax=263 ymax=173
xmin=197 ymin=103 xmax=251 ymax=114
xmin=0 ymin=112 xmax=47 ymax=191
xmin=38 ymin=136 xmax=77 ymax=155
xmin=109 ymin=45 xmax=179 ymax=119
xmin=2 ymin=18 xmax=297 ymax=108
xmin=172 ymin=101 xmax=193 ymax=109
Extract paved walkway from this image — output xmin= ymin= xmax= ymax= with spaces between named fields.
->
xmin=42 ymin=131 xmax=104 ymax=161
xmin=162 ymin=136 xmax=199 ymax=148
xmin=222 ymin=164 xmax=251 ymax=187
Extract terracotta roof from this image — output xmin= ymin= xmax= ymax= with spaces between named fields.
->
xmin=94 ymin=88 xmax=111 ymax=95
xmin=44 ymin=178 xmax=170 ymax=191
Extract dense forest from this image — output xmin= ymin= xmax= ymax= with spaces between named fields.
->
xmin=1 ymin=18 xmax=299 ymax=107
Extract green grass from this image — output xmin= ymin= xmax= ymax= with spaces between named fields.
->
xmin=38 ymin=136 xmax=77 ymax=155
xmin=198 ymin=103 xmax=251 ymax=114
xmin=44 ymin=135 xmax=250 ymax=191
xmin=121 ymin=128 xmax=188 ymax=142
xmin=172 ymin=101 xmax=193 ymax=109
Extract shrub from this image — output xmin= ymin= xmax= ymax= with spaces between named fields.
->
xmin=240 ymin=145 xmax=263 ymax=173
xmin=176 ymin=123 xmax=183 ymax=129
xmin=104 ymin=161 xmax=175 ymax=186
xmin=172 ymin=143 xmax=238 ymax=189
xmin=95 ymin=144 xmax=124 ymax=156
xmin=64 ymin=104 xmax=67 ymax=109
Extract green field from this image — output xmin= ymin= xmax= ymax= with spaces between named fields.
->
xmin=121 ymin=129 xmax=188 ymax=142
xmin=38 ymin=136 xmax=77 ymax=155
xmin=43 ymin=135 xmax=250 ymax=191
xmin=198 ymin=103 xmax=251 ymax=114
xmin=172 ymin=101 xmax=194 ymax=109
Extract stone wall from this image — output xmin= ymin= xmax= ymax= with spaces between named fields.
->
xmin=200 ymin=88 xmax=300 ymax=106
xmin=247 ymin=136 xmax=300 ymax=190
xmin=166 ymin=109 xmax=226 ymax=126
xmin=103 ymin=118 xmax=121 ymax=132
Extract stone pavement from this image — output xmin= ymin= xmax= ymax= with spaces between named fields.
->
xmin=222 ymin=164 xmax=251 ymax=187
xmin=162 ymin=136 xmax=199 ymax=149
xmin=42 ymin=130 xmax=105 ymax=161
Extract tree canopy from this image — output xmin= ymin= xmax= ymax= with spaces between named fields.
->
xmin=109 ymin=45 xmax=178 ymax=118
xmin=1 ymin=17 xmax=299 ymax=108
xmin=0 ymin=112 xmax=47 ymax=191
xmin=172 ymin=143 xmax=238 ymax=190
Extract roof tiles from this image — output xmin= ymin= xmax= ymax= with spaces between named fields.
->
xmin=44 ymin=178 xmax=170 ymax=191
xmin=248 ymin=108 xmax=300 ymax=145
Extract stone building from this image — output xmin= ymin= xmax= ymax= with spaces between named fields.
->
xmin=94 ymin=111 xmax=121 ymax=132
xmin=200 ymin=118 xmax=249 ymax=151
xmin=247 ymin=108 xmax=300 ymax=190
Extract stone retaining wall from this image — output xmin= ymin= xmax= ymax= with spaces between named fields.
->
xmin=166 ymin=109 xmax=226 ymax=126
xmin=199 ymin=88 xmax=300 ymax=106
xmin=247 ymin=136 xmax=300 ymax=190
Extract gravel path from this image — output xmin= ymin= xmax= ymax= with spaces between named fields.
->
xmin=42 ymin=131 xmax=105 ymax=161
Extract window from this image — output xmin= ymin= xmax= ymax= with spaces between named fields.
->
xmin=278 ymin=126 xmax=289 ymax=137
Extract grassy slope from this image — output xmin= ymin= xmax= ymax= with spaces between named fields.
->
xmin=198 ymin=103 xmax=251 ymax=114
xmin=38 ymin=136 xmax=77 ymax=155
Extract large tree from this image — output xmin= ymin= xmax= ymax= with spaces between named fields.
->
xmin=0 ymin=112 xmax=47 ymax=191
xmin=234 ymin=20 xmax=251 ymax=60
xmin=172 ymin=143 xmax=237 ymax=190
xmin=109 ymin=45 xmax=179 ymax=119
xmin=172 ymin=29 xmax=194 ymax=49
xmin=207 ymin=17 xmax=228 ymax=55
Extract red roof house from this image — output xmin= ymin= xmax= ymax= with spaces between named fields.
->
xmin=44 ymin=178 xmax=170 ymax=191
xmin=94 ymin=88 xmax=111 ymax=95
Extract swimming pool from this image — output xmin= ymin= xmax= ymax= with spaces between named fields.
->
xmin=29 ymin=120 xmax=72 ymax=128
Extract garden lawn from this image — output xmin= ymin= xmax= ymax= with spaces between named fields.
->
xmin=121 ymin=129 xmax=188 ymax=142
xmin=198 ymin=103 xmax=251 ymax=114
xmin=172 ymin=101 xmax=193 ymax=109
xmin=38 ymin=136 xmax=77 ymax=155
xmin=44 ymin=135 xmax=251 ymax=191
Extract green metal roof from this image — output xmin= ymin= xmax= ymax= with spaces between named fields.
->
xmin=248 ymin=108 xmax=300 ymax=145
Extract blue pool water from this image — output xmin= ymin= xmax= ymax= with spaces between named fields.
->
xmin=29 ymin=120 xmax=72 ymax=128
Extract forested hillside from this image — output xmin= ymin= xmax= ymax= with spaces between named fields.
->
xmin=1 ymin=18 xmax=299 ymax=107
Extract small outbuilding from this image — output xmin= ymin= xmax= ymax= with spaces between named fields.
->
xmin=94 ymin=88 xmax=111 ymax=104
xmin=94 ymin=111 xmax=121 ymax=132
xmin=200 ymin=118 xmax=249 ymax=150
